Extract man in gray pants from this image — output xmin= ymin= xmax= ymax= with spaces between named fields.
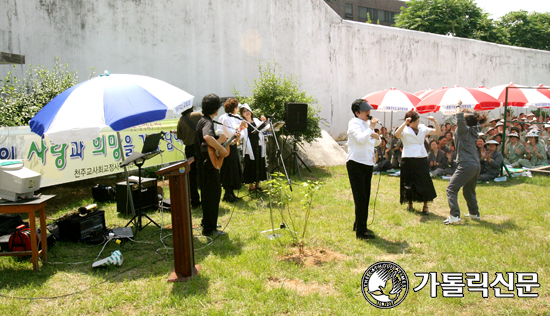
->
xmin=444 ymin=101 xmax=487 ymax=224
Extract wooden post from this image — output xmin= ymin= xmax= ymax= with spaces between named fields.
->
xmin=156 ymin=158 xmax=199 ymax=282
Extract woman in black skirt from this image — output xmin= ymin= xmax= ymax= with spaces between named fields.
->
xmin=219 ymin=98 xmax=244 ymax=202
xmin=394 ymin=111 xmax=441 ymax=215
xmin=239 ymin=104 xmax=267 ymax=191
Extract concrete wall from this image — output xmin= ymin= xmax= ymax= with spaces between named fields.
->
xmin=2 ymin=0 xmax=550 ymax=139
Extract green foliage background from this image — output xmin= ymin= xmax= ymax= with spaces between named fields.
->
xmin=394 ymin=0 xmax=550 ymax=51
xmin=234 ymin=61 xmax=324 ymax=144
xmin=0 ymin=58 xmax=78 ymax=127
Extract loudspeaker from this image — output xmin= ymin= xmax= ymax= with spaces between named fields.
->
xmin=56 ymin=210 xmax=106 ymax=242
xmin=116 ymin=178 xmax=158 ymax=213
xmin=92 ymin=184 xmax=116 ymax=202
xmin=285 ymin=102 xmax=308 ymax=133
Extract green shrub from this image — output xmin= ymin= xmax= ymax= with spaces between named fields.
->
xmin=233 ymin=60 xmax=324 ymax=144
xmin=0 ymin=57 xmax=78 ymax=127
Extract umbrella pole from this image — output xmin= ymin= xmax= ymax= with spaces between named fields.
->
xmin=117 ymin=131 xmax=136 ymax=215
xmin=391 ymin=111 xmax=394 ymax=130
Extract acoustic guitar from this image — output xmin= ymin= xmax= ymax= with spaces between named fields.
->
xmin=208 ymin=121 xmax=247 ymax=170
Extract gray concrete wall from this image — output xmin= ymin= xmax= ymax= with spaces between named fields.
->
xmin=2 ymin=0 xmax=550 ymax=138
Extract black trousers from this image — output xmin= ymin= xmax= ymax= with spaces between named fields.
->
xmin=346 ymin=160 xmax=373 ymax=234
xmin=200 ymin=162 xmax=221 ymax=233
xmin=185 ymin=144 xmax=200 ymax=207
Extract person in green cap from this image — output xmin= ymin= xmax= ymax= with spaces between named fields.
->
xmin=503 ymin=132 xmax=525 ymax=168
xmin=519 ymin=131 xmax=548 ymax=168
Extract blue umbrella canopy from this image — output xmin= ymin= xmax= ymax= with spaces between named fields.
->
xmin=30 ymin=74 xmax=193 ymax=144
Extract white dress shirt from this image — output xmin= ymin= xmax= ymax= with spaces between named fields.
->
xmin=400 ymin=124 xmax=432 ymax=158
xmin=217 ymin=113 xmax=242 ymax=138
xmin=346 ymin=117 xmax=380 ymax=165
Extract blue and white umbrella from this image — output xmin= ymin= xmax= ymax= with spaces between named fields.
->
xmin=29 ymin=73 xmax=194 ymax=144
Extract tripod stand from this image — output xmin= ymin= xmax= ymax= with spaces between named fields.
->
xmin=268 ymin=121 xmax=292 ymax=191
xmin=121 ymin=135 xmax=163 ymax=233
xmin=261 ymin=120 xmax=295 ymax=239
xmin=282 ymin=128 xmax=311 ymax=181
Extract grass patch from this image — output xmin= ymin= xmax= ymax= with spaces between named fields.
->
xmin=0 ymin=166 xmax=549 ymax=315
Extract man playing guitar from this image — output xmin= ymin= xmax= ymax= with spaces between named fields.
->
xmin=194 ymin=94 xmax=245 ymax=237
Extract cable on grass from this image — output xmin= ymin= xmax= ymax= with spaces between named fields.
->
xmin=368 ymin=171 xmax=383 ymax=226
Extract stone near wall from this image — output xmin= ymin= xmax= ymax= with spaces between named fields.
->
xmin=295 ymin=130 xmax=347 ymax=167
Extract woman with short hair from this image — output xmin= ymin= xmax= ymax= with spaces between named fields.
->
xmin=218 ymin=98 xmax=244 ymax=202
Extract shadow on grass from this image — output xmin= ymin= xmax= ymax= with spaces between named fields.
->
xmin=170 ymin=273 xmax=210 ymax=297
xmin=368 ymin=236 xmax=411 ymax=255
xmin=419 ymin=212 xmax=447 ymax=223
xmin=473 ymin=218 xmax=520 ymax=234
xmin=0 ymin=219 xmax=243 ymax=293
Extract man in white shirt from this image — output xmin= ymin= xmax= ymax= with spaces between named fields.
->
xmin=346 ymin=99 xmax=380 ymax=240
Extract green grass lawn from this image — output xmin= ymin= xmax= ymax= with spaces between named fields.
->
xmin=1 ymin=166 xmax=549 ymax=315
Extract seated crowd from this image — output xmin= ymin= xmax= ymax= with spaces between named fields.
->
xmin=373 ymin=112 xmax=550 ymax=181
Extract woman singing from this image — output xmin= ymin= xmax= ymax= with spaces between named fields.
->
xmin=239 ymin=104 xmax=267 ymax=191
xmin=395 ymin=111 xmax=440 ymax=215
xmin=218 ymin=98 xmax=244 ymax=203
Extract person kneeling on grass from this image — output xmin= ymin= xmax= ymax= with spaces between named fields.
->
xmin=479 ymin=140 xmax=503 ymax=182
xmin=503 ymin=132 xmax=525 ymax=168
xmin=519 ymin=131 xmax=548 ymax=169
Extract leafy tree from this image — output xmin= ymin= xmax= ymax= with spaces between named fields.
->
xmin=395 ymin=0 xmax=494 ymax=39
xmin=0 ymin=58 xmax=78 ymax=126
xmin=233 ymin=60 xmax=323 ymax=144
xmin=530 ymin=108 xmax=549 ymax=119
xmin=497 ymin=11 xmax=550 ymax=51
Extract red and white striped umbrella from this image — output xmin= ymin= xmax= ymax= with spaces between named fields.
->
xmin=413 ymin=87 xmax=446 ymax=100
xmin=363 ymin=88 xmax=421 ymax=112
xmin=488 ymin=83 xmax=550 ymax=108
xmin=476 ymin=85 xmax=490 ymax=93
xmin=413 ymin=89 xmax=434 ymax=99
xmin=416 ymin=86 xmax=500 ymax=115
xmin=537 ymin=84 xmax=550 ymax=105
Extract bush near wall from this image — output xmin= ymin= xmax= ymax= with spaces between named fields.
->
xmin=234 ymin=61 xmax=324 ymax=145
xmin=0 ymin=58 xmax=78 ymax=127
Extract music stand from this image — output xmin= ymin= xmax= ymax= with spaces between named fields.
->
xmin=122 ymin=133 xmax=163 ymax=232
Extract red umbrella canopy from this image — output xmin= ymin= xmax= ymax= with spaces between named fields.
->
xmin=363 ymin=88 xmax=421 ymax=112
xmin=537 ymin=84 xmax=550 ymax=99
xmin=416 ymin=86 xmax=500 ymax=115
xmin=413 ymin=87 xmax=447 ymax=100
xmin=476 ymin=85 xmax=490 ymax=93
xmin=488 ymin=83 xmax=550 ymax=108
xmin=413 ymin=89 xmax=433 ymax=99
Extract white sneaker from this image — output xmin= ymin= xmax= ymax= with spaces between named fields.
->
xmin=465 ymin=213 xmax=481 ymax=220
xmin=443 ymin=216 xmax=461 ymax=225
xmin=92 ymin=250 xmax=124 ymax=268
